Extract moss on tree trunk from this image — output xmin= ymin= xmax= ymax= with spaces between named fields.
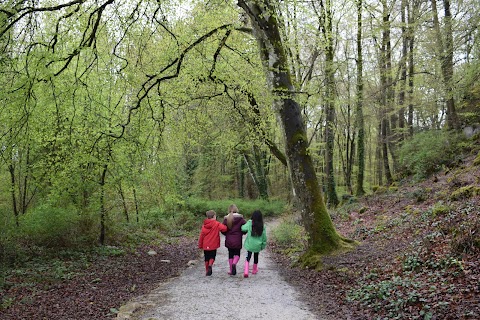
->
xmin=238 ymin=0 xmax=357 ymax=269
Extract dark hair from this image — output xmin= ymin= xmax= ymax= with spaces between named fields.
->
xmin=251 ymin=210 xmax=264 ymax=237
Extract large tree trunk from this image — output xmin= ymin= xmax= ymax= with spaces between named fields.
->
xmin=237 ymin=0 xmax=354 ymax=259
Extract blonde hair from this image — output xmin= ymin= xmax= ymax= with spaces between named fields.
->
xmin=226 ymin=204 xmax=238 ymax=229
xmin=206 ymin=210 xmax=216 ymax=219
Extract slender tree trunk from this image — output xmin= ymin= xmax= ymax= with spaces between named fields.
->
xmin=431 ymin=0 xmax=458 ymax=129
xmin=9 ymin=163 xmax=19 ymax=227
xmin=19 ymin=145 xmax=29 ymax=215
xmin=118 ymin=182 xmax=129 ymax=222
xmin=238 ymin=0 xmax=354 ymax=258
xmin=382 ymin=116 xmax=393 ymax=185
xmin=355 ymin=0 xmax=365 ymax=196
xmin=397 ymin=0 xmax=407 ymax=142
xmin=407 ymin=1 xmax=415 ymax=137
xmin=243 ymin=146 xmax=269 ymax=200
xmin=99 ymin=164 xmax=108 ymax=245
xmin=380 ymin=0 xmax=393 ymax=185
xmin=133 ymin=187 xmax=139 ymax=223
xmin=319 ymin=0 xmax=339 ymax=207
xmin=376 ymin=123 xmax=383 ymax=186
xmin=239 ymin=157 xmax=245 ymax=198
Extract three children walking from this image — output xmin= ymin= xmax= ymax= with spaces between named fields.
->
xmin=198 ymin=205 xmax=267 ymax=278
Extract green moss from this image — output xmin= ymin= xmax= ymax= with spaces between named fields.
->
xmin=299 ymin=250 xmax=323 ymax=270
xmin=372 ymin=186 xmax=388 ymax=194
xmin=299 ymin=236 xmax=358 ymax=270
xmin=450 ymin=185 xmax=480 ymax=201
xmin=289 ymin=132 xmax=308 ymax=149
xmin=431 ymin=202 xmax=451 ymax=216
xmin=474 ymin=152 xmax=480 ymax=166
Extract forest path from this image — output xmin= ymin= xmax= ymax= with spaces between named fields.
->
xmin=117 ymin=221 xmax=326 ymax=320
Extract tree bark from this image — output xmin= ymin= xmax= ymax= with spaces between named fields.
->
xmin=133 ymin=187 xmax=139 ymax=223
xmin=238 ymin=157 xmax=245 ymax=198
xmin=118 ymin=182 xmax=129 ymax=222
xmin=355 ymin=0 xmax=365 ymax=196
xmin=243 ymin=146 xmax=269 ymax=200
xmin=407 ymin=1 xmax=416 ymax=137
xmin=397 ymin=0 xmax=408 ymax=142
xmin=323 ymin=0 xmax=339 ymax=207
xmin=99 ymin=164 xmax=108 ymax=245
xmin=9 ymin=162 xmax=19 ymax=227
xmin=431 ymin=0 xmax=458 ymax=130
xmin=237 ymin=0 xmax=354 ymax=258
xmin=379 ymin=0 xmax=393 ymax=185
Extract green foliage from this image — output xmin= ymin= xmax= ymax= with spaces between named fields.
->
xmin=398 ymin=130 xmax=466 ymax=180
xmin=347 ymin=275 xmax=426 ymax=317
xmin=184 ymin=198 xmax=286 ymax=218
xmin=450 ymin=207 xmax=480 ymax=254
xmin=271 ymin=217 xmax=308 ymax=255
xmin=408 ymin=188 xmax=427 ymax=202
xmin=18 ymin=205 xmax=97 ymax=249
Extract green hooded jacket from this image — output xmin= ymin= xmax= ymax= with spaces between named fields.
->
xmin=241 ymin=219 xmax=267 ymax=253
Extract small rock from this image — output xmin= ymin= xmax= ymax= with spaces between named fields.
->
xmin=147 ymin=250 xmax=157 ymax=256
xmin=187 ymin=260 xmax=197 ymax=266
xmin=160 ymin=259 xmax=171 ymax=263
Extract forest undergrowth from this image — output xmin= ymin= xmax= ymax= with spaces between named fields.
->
xmin=270 ymin=153 xmax=480 ymax=319
xmin=1 ymin=154 xmax=479 ymax=319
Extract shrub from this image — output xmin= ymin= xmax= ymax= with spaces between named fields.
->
xmin=18 ymin=204 xmax=92 ymax=248
xmin=184 ymin=198 xmax=287 ymax=218
xmin=398 ymin=130 xmax=465 ymax=180
xmin=270 ymin=217 xmax=307 ymax=254
xmin=451 ymin=221 xmax=480 ymax=254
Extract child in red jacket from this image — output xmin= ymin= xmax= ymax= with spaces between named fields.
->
xmin=198 ymin=210 xmax=228 ymax=276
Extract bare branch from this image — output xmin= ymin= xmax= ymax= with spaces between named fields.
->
xmin=0 ymin=0 xmax=86 ymax=38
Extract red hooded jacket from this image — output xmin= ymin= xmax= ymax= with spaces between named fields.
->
xmin=198 ymin=218 xmax=228 ymax=251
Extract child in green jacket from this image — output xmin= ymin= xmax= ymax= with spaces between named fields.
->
xmin=241 ymin=210 xmax=267 ymax=278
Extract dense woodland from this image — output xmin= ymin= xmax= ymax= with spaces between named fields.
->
xmin=0 ymin=0 xmax=479 ymax=317
xmin=0 ymin=0 xmax=480 ymax=319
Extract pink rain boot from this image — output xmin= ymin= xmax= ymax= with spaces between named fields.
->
xmin=252 ymin=264 xmax=258 ymax=275
xmin=228 ymin=259 xmax=233 ymax=275
xmin=244 ymin=260 xmax=249 ymax=278
xmin=207 ymin=259 xmax=214 ymax=276
xmin=205 ymin=261 xmax=210 ymax=276
xmin=232 ymin=256 xmax=240 ymax=276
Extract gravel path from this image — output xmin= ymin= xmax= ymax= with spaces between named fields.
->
xmin=117 ymin=223 xmax=321 ymax=320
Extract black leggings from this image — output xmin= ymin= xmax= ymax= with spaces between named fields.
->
xmin=204 ymin=250 xmax=217 ymax=262
xmin=246 ymin=251 xmax=259 ymax=264
xmin=228 ymin=248 xmax=241 ymax=259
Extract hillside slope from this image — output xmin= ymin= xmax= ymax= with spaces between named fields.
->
xmin=271 ymin=153 xmax=480 ymax=319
